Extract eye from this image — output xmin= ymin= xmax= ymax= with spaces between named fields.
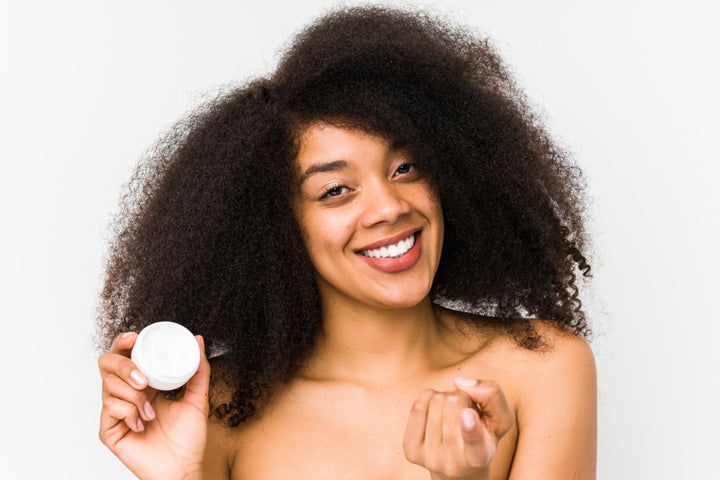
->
xmin=393 ymin=162 xmax=417 ymax=177
xmin=319 ymin=184 xmax=349 ymax=200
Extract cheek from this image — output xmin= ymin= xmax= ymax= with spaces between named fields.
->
xmin=419 ymin=188 xmax=444 ymax=249
xmin=415 ymin=185 xmax=443 ymax=223
xmin=302 ymin=213 xmax=355 ymax=258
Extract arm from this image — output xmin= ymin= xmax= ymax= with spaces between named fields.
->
xmin=508 ymin=332 xmax=597 ymax=479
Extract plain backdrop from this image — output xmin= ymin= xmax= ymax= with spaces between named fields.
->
xmin=1 ymin=0 xmax=718 ymax=478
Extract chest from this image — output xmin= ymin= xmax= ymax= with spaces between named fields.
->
xmin=222 ymin=374 xmax=518 ymax=480
xmin=229 ymin=386 xmax=431 ymax=479
xmin=216 ymin=334 xmax=530 ymax=480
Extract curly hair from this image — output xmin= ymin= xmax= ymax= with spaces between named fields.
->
xmin=97 ymin=6 xmax=591 ymax=427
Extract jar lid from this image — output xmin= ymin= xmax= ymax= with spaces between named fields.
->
xmin=131 ymin=321 xmax=200 ymax=391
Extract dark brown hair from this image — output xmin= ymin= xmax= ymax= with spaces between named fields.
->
xmin=98 ymin=6 xmax=591 ymax=427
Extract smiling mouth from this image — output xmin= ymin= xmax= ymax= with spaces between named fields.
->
xmin=359 ymin=233 xmax=416 ymax=259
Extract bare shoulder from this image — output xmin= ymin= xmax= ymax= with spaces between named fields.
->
xmin=492 ymin=320 xmax=597 ymax=479
xmin=440 ymin=310 xmax=596 ymax=419
xmin=504 ymin=320 xmax=597 ymax=427
xmin=438 ymin=310 xmax=597 ymax=479
xmin=438 ymin=307 xmax=595 ymax=385
xmin=515 ymin=319 xmax=596 ymax=386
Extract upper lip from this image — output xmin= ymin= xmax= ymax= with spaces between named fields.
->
xmin=355 ymin=228 xmax=420 ymax=252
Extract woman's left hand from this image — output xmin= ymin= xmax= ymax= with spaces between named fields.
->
xmin=403 ymin=377 xmax=515 ymax=480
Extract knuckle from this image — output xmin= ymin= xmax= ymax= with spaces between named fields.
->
xmin=444 ymin=462 xmax=465 ymax=477
xmin=102 ymin=397 xmax=115 ymax=411
xmin=446 ymin=392 xmax=468 ymax=406
xmin=423 ymin=447 xmax=442 ymax=464
xmin=482 ymin=379 xmax=501 ymax=394
xmin=120 ymin=360 xmax=139 ymax=382
xmin=118 ymin=356 xmax=134 ymax=373
xmin=102 ymin=372 xmax=117 ymax=386
xmin=411 ymin=400 xmax=427 ymax=413
xmin=103 ymin=373 xmax=123 ymax=393
xmin=456 ymin=390 xmax=472 ymax=402
xmin=418 ymin=388 xmax=436 ymax=400
xmin=403 ymin=446 xmax=421 ymax=463
xmin=424 ymin=456 xmax=444 ymax=474
xmin=130 ymin=388 xmax=146 ymax=406
xmin=100 ymin=353 xmax=135 ymax=378
xmin=97 ymin=353 xmax=111 ymax=371
xmin=429 ymin=392 xmax=445 ymax=408
xmin=445 ymin=395 xmax=461 ymax=408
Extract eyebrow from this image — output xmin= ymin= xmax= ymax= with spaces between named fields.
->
xmin=297 ymin=141 xmax=407 ymax=184
xmin=299 ymin=160 xmax=350 ymax=184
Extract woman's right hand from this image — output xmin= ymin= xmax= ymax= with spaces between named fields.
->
xmin=98 ymin=331 xmax=211 ymax=480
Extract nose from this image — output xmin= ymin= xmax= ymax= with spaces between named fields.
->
xmin=359 ymin=180 xmax=412 ymax=228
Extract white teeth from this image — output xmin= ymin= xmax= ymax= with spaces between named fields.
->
xmin=361 ymin=234 xmax=416 ymax=259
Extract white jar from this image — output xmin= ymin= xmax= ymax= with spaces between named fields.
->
xmin=131 ymin=321 xmax=200 ymax=391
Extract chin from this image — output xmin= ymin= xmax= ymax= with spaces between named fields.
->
xmin=372 ymin=284 xmax=432 ymax=310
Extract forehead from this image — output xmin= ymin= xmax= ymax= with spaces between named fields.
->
xmin=295 ymin=124 xmax=392 ymax=171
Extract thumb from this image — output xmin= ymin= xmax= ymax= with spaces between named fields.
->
xmin=181 ymin=335 xmax=211 ymax=415
xmin=453 ymin=377 xmax=514 ymax=439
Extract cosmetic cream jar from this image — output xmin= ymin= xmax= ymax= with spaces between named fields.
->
xmin=131 ymin=321 xmax=200 ymax=391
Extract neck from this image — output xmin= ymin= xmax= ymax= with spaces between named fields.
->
xmin=302 ymin=292 xmax=448 ymax=386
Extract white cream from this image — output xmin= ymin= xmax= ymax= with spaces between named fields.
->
xmin=131 ymin=322 xmax=200 ymax=391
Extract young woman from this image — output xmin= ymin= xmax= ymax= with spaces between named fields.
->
xmin=97 ymin=7 xmax=596 ymax=479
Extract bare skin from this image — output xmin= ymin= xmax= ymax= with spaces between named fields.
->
xmin=99 ymin=125 xmax=596 ymax=479
xmin=100 ymin=309 xmax=595 ymax=479
xmin=203 ymin=309 xmax=596 ymax=480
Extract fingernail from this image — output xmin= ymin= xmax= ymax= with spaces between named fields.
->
xmin=454 ymin=376 xmax=478 ymax=387
xmin=136 ymin=419 xmax=144 ymax=432
xmin=130 ymin=369 xmax=147 ymax=387
xmin=121 ymin=332 xmax=133 ymax=340
xmin=144 ymin=401 xmax=155 ymax=420
xmin=461 ymin=410 xmax=477 ymax=430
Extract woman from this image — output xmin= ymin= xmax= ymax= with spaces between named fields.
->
xmin=97 ymin=6 xmax=596 ymax=479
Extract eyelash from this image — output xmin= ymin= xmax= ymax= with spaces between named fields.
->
xmin=319 ymin=184 xmax=349 ymax=200
xmin=317 ymin=163 xmax=418 ymax=201
xmin=394 ymin=162 xmax=416 ymax=177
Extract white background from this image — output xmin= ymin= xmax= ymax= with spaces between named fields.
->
xmin=1 ymin=0 xmax=718 ymax=478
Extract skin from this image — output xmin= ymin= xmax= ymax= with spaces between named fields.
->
xmin=98 ymin=124 xmax=597 ymax=479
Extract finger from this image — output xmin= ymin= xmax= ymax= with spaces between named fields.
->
xmin=441 ymin=392 xmax=470 ymax=454
xmin=102 ymin=373 xmax=155 ymax=421
xmin=109 ymin=331 xmax=138 ymax=355
xmin=98 ymin=351 xmax=149 ymax=389
xmin=459 ymin=407 xmax=491 ymax=467
xmin=453 ymin=377 xmax=515 ymax=438
xmin=424 ymin=391 xmax=445 ymax=461
xmin=180 ymin=335 xmax=211 ymax=416
xmin=403 ymin=389 xmax=434 ymax=462
xmin=101 ymin=396 xmax=145 ymax=434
